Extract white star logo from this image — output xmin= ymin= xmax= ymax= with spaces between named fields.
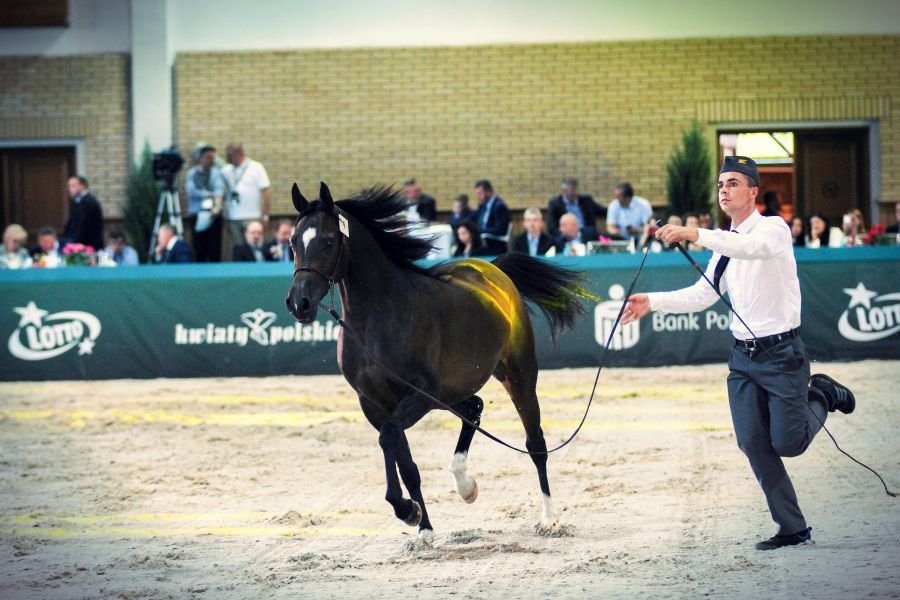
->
xmin=843 ymin=282 xmax=878 ymax=309
xmin=13 ymin=301 xmax=48 ymax=328
xmin=77 ymin=338 xmax=95 ymax=355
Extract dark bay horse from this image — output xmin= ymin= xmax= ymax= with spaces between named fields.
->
xmin=286 ymin=182 xmax=590 ymax=545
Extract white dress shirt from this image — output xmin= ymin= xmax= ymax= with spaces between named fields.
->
xmin=647 ymin=210 xmax=801 ymax=341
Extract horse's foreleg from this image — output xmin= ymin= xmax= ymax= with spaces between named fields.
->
xmin=377 ymin=393 xmax=433 ymax=536
xmin=395 ymin=431 xmax=434 ymax=544
xmin=449 ymin=395 xmax=483 ymax=504
xmin=378 ymin=422 xmax=421 ymax=526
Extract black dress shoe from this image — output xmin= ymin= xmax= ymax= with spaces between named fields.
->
xmin=755 ymin=527 xmax=812 ymax=551
xmin=810 ymin=373 xmax=856 ymax=414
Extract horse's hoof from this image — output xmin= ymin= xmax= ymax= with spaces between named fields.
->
xmin=418 ymin=528 xmax=435 ymax=547
xmin=402 ymin=500 xmax=422 ymax=527
xmin=461 ymin=480 xmax=478 ymax=504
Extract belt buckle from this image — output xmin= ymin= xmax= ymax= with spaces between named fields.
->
xmin=745 ymin=338 xmax=758 ymax=357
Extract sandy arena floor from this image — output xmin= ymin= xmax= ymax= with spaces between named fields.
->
xmin=1 ymin=361 xmax=898 ymax=599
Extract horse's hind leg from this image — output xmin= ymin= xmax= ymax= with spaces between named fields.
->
xmin=449 ymin=395 xmax=483 ymax=504
xmin=495 ymin=356 xmax=557 ymax=529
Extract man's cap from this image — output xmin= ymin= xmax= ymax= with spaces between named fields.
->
xmin=720 ymin=155 xmax=760 ymax=186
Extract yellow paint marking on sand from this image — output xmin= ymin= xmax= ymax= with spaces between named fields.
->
xmin=0 ymin=409 xmax=365 ymax=428
xmin=11 ymin=526 xmax=385 ymax=539
xmin=428 ymin=419 xmax=730 ymax=433
xmin=5 ymin=510 xmax=390 ymax=538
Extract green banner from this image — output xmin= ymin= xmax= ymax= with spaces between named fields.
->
xmin=1 ymin=248 xmax=898 ymax=381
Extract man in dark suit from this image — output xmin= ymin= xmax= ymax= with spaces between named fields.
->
xmin=232 ymin=220 xmax=273 ymax=262
xmin=154 ymin=224 xmax=194 ymax=263
xmin=473 ymin=179 xmax=510 ymax=255
xmin=266 ymin=220 xmax=295 ymax=263
xmin=510 ymin=207 xmax=554 ymax=256
xmin=63 ymin=176 xmax=105 ymax=250
xmin=403 ymin=178 xmax=437 ymax=223
xmin=546 ymin=177 xmax=605 ymax=243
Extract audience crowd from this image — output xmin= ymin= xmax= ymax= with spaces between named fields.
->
xmin=3 ymin=148 xmax=899 ymax=270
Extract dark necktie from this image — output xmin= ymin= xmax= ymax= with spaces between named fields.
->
xmin=713 ymin=230 xmax=738 ymax=293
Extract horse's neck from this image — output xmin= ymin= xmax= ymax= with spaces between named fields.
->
xmin=339 ymin=233 xmax=411 ymax=321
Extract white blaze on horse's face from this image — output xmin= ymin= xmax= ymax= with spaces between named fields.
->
xmin=301 ymin=227 xmax=317 ymax=251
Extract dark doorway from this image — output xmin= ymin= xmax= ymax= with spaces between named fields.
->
xmin=795 ymin=129 xmax=870 ymax=226
xmin=718 ymin=126 xmax=872 ymax=227
xmin=0 ymin=146 xmax=76 ymax=240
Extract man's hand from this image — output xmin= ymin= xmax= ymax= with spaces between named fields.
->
xmin=655 ymin=224 xmax=699 ymax=247
xmin=622 ymin=293 xmax=650 ymax=324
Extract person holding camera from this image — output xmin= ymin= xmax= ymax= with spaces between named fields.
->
xmin=606 ymin=182 xmax=652 ymax=244
xmin=221 ymin=143 xmax=272 ymax=259
xmin=185 ymin=143 xmax=226 ymax=262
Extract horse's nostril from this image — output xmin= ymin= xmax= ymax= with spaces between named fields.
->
xmin=299 ymin=297 xmax=311 ymax=311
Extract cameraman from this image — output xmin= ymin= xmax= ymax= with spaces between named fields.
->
xmin=185 ymin=143 xmax=225 ymax=262
xmin=221 ymin=143 xmax=272 ymax=257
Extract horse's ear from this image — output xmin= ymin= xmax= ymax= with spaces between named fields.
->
xmin=319 ymin=181 xmax=334 ymax=210
xmin=291 ymin=183 xmax=309 ymax=214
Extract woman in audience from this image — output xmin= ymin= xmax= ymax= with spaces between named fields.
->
xmin=0 ymin=224 xmax=33 ymax=269
xmin=790 ymin=216 xmax=806 ymax=247
xmin=453 ymin=220 xmax=488 ymax=257
xmin=840 ymin=208 xmax=867 ymax=246
xmin=807 ymin=212 xmax=831 ymax=248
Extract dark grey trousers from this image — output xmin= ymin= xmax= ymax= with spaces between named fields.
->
xmin=727 ymin=334 xmax=827 ymax=534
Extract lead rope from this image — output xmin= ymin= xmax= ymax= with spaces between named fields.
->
xmin=319 ymin=241 xmax=655 ymax=456
xmin=668 ymin=237 xmax=896 ymax=497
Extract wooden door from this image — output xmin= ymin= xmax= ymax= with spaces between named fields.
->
xmin=795 ymin=129 xmax=869 ymax=225
xmin=0 ymin=146 xmax=76 ymax=239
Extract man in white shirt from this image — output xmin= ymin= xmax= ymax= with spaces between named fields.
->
xmin=221 ymin=143 xmax=272 ymax=254
xmin=606 ymin=182 xmax=652 ymax=243
xmin=623 ymin=156 xmax=856 ymax=551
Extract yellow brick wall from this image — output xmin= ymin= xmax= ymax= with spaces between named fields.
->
xmin=0 ymin=54 xmax=130 ymax=217
xmin=176 ymin=35 xmax=899 ymax=215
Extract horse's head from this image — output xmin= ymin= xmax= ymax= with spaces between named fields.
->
xmin=286 ymin=181 xmax=349 ymax=323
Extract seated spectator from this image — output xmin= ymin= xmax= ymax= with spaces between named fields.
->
xmin=266 ymin=220 xmax=295 ymax=263
xmin=450 ymin=193 xmax=476 ymax=247
xmin=232 ymin=220 xmax=272 ymax=262
xmin=105 ymin=230 xmax=139 ymax=266
xmin=807 ymin=212 xmax=831 ymax=248
xmin=606 ymin=182 xmax=652 ymax=243
xmin=667 ymin=214 xmax=683 ymax=227
xmin=886 ymin=201 xmax=900 ymax=234
xmin=473 ymin=179 xmax=510 ymax=255
xmin=547 ymin=177 xmax=604 ymax=242
xmin=790 ymin=216 xmax=806 ymax=247
xmin=453 ymin=220 xmax=489 ymax=258
xmin=841 ymin=208 xmax=867 ymax=246
xmin=681 ymin=213 xmax=704 ymax=250
xmin=0 ymin=224 xmax=33 ymax=269
xmin=698 ymin=210 xmax=712 ymax=229
xmin=403 ymin=178 xmax=437 ymax=223
xmin=154 ymin=224 xmax=194 ymax=263
xmin=554 ymin=213 xmax=587 ymax=256
xmin=510 ymin=207 xmax=554 ymax=256
xmin=30 ymin=226 xmax=62 ymax=267
xmin=761 ymin=190 xmax=781 ymax=217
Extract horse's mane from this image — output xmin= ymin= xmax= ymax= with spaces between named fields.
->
xmin=335 ymin=186 xmax=436 ymax=275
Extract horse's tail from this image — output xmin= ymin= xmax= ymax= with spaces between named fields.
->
xmin=491 ymin=252 xmax=598 ymax=342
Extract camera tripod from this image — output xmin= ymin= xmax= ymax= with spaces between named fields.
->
xmin=147 ymin=184 xmax=185 ymax=259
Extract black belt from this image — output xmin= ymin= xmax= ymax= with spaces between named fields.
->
xmin=734 ymin=328 xmax=798 ymax=352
